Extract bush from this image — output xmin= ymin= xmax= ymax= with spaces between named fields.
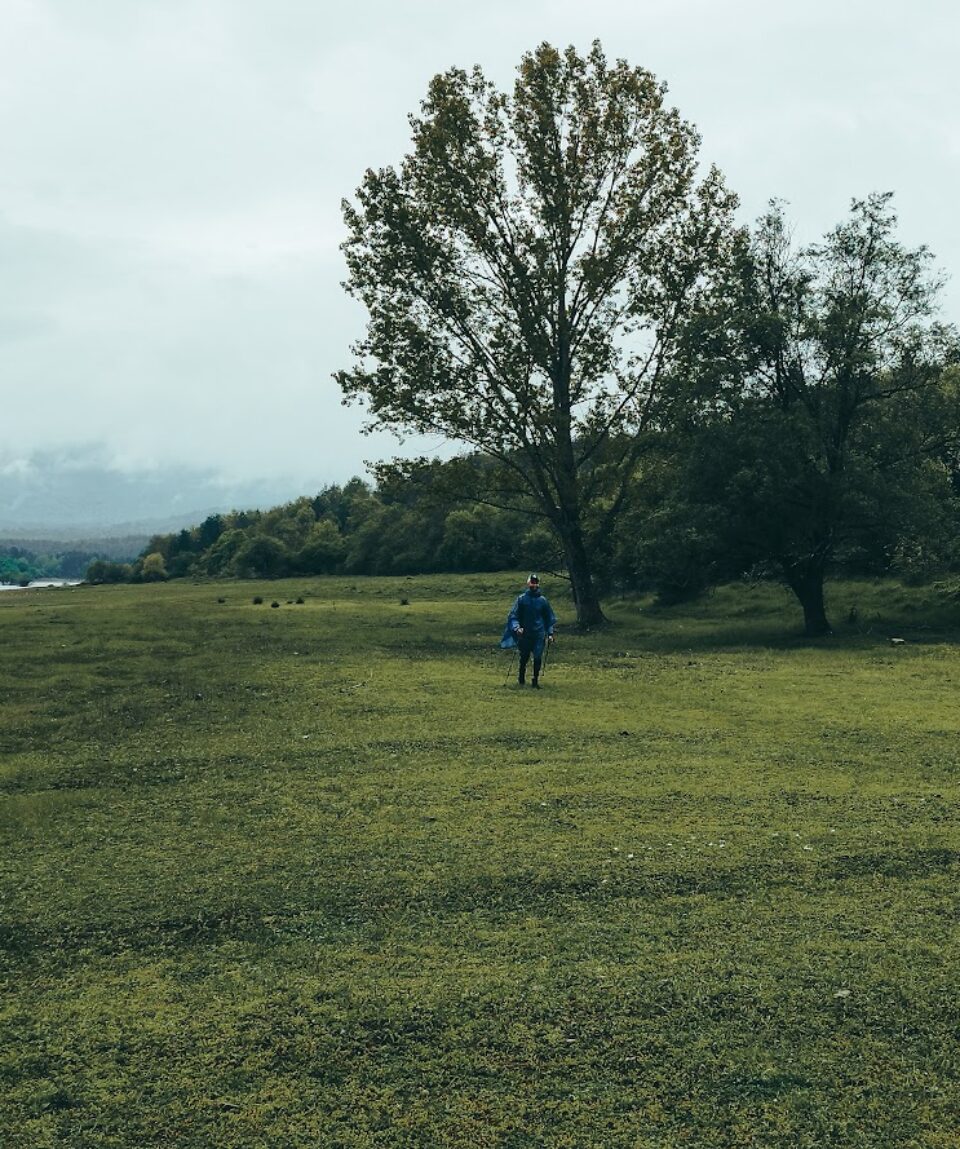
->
xmin=85 ymin=560 xmax=132 ymax=585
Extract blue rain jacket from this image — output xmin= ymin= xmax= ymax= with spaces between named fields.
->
xmin=501 ymin=588 xmax=556 ymax=657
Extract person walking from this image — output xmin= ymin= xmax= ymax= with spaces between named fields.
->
xmin=502 ymin=574 xmax=556 ymax=688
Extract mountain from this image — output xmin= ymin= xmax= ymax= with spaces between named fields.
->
xmin=0 ymin=450 xmax=330 ymax=536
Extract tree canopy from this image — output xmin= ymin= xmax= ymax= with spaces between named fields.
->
xmin=628 ymin=194 xmax=960 ymax=633
xmin=336 ymin=41 xmax=741 ymax=625
xmin=730 ymin=195 xmax=959 ymax=633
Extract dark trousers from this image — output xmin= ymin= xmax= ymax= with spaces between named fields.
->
xmin=518 ymin=640 xmax=542 ymax=682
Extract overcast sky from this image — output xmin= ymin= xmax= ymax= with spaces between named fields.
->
xmin=3 ymin=0 xmax=959 ymax=492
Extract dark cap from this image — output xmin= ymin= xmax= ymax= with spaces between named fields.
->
xmin=527 ymin=573 xmax=540 ymax=585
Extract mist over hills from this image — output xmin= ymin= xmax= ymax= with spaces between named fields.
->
xmin=0 ymin=449 xmax=329 ymax=539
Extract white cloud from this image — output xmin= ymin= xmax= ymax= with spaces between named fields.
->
xmin=1 ymin=0 xmax=959 ymax=505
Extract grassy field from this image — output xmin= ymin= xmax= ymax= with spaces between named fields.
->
xmin=2 ymin=573 xmax=960 ymax=1147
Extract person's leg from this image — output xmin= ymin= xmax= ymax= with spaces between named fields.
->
xmin=531 ymin=634 xmax=545 ymax=687
xmin=518 ymin=646 xmax=530 ymax=684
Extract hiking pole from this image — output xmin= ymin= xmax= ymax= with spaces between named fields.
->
xmin=503 ymin=645 xmax=518 ymax=684
xmin=540 ymin=637 xmax=551 ymax=680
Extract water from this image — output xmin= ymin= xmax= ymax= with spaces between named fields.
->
xmin=0 ymin=579 xmax=83 ymax=592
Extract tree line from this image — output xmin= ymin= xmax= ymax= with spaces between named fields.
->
xmin=1 ymin=540 xmax=143 ymax=585
xmin=88 ymin=466 xmax=551 ymax=586
xmin=90 ymin=411 xmax=960 ymax=633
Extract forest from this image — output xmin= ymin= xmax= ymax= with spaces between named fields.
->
xmin=96 ymin=394 xmax=960 ymax=638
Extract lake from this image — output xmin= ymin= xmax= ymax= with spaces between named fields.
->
xmin=0 ymin=579 xmax=83 ymax=592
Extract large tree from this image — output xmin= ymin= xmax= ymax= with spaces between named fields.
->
xmin=336 ymin=42 xmax=740 ymax=625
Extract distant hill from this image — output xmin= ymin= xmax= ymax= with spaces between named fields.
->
xmin=1 ymin=517 xmax=217 ymax=543
xmin=0 ymin=535 xmax=148 ymax=561
xmin=0 ymin=449 xmax=328 ymax=536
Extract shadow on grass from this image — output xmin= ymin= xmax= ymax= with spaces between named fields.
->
xmin=6 ymin=847 xmax=958 ymax=962
xmin=590 ymin=579 xmax=960 ymax=655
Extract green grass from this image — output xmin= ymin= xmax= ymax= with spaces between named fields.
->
xmin=3 ymin=574 xmax=960 ymax=1147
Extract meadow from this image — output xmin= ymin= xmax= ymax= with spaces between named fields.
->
xmin=2 ymin=573 xmax=960 ymax=1148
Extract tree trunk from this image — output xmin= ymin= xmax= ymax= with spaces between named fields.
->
xmin=550 ymin=280 xmax=606 ymax=628
xmin=784 ymin=558 xmax=832 ymax=636
xmin=562 ymin=523 xmax=606 ymax=627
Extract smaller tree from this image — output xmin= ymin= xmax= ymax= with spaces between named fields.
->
xmin=198 ymin=514 xmax=225 ymax=550
xmin=691 ymin=194 xmax=960 ymax=634
xmin=200 ymin=529 xmax=247 ymax=576
xmin=296 ymin=520 xmax=346 ymax=574
xmin=85 ymin=559 xmax=131 ymax=584
xmin=232 ymin=536 xmax=290 ymax=580
xmin=140 ymin=552 xmax=168 ymax=582
xmin=439 ymin=505 xmax=516 ymax=571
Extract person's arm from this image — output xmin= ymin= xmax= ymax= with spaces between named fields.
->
xmin=546 ymin=598 xmax=557 ymax=640
xmin=507 ymin=595 xmax=523 ymax=635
